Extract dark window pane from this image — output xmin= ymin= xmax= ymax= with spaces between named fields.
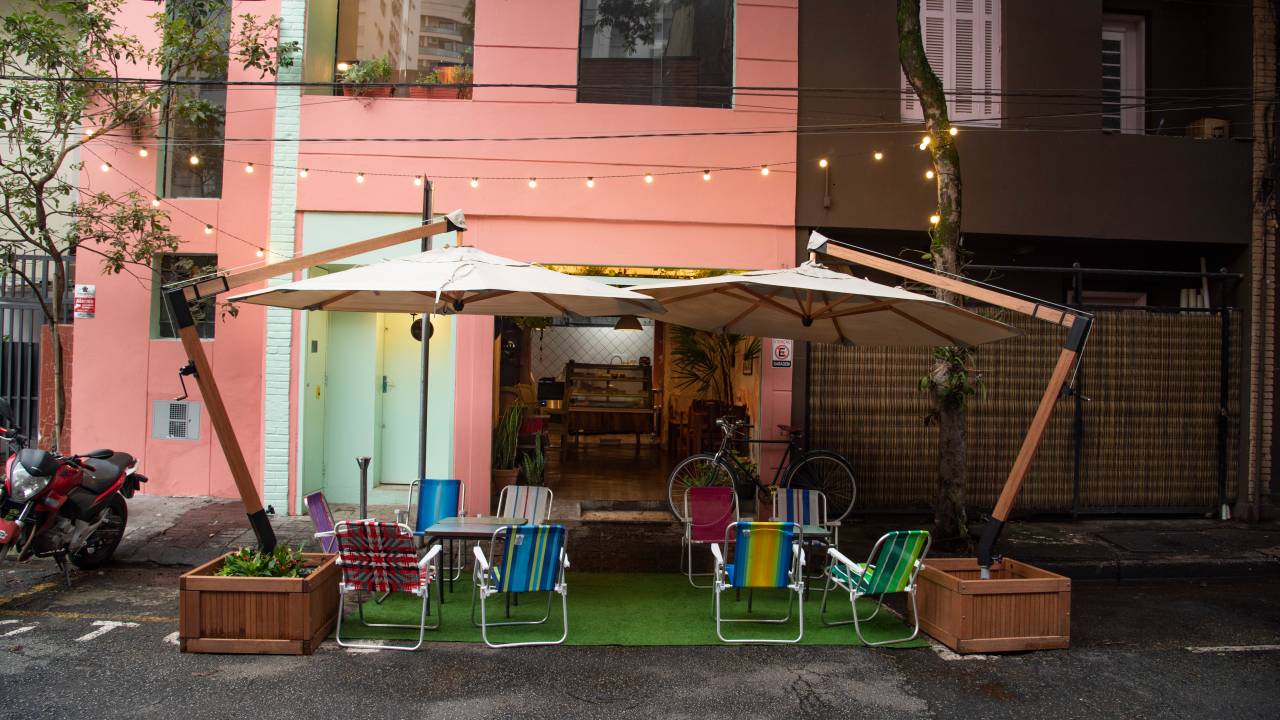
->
xmin=162 ymin=0 xmax=230 ymax=198
xmin=578 ymin=0 xmax=734 ymax=109
xmin=155 ymin=254 xmax=218 ymax=340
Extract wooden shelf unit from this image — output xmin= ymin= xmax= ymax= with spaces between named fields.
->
xmin=564 ymin=361 xmax=655 ymax=441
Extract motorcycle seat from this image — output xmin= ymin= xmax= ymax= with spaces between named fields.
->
xmin=81 ymin=452 xmax=135 ymax=494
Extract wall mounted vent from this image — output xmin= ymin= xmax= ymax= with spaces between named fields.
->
xmin=152 ymin=400 xmax=201 ymax=441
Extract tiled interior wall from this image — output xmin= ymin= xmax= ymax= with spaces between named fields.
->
xmin=531 ymin=326 xmax=656 ymax=381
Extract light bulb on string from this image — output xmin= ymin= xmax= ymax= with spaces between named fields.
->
xmin=702 ymin=170 xmax=712 ymax=181
xmin=84 ymin=127 xmax=96 ymax=138
xmin=189 ymin=154 xmax=200 ymax=166
xmin=244 ymin=163 xmax=254 ymax=174
xmin=949 ymin=126 xmax=959 ymax=136
xmin=151 ymin=198 xmax=160 ymax=208
xmin=99 ymin=162 xmax=111 ymax=173
xmin=470 ymin=177 xmax=479 ymax=188
xmin=355 ymin=172 xmax=365 ymax=184
xmin=929 ymin=214 xmax=941 ymax=225
xmin=585 ymin=177 xmax=594 ymax=188
xmin=873 ymin=151 xmax=884 ymax=161
xmin=925 ymin=169 xmax=935 ymax=180
xmin=299 ymin=168 xmax=309 ymax=178
xmin=413 ymin=175 xmax=423 ymax=186
xmin=528 ymin=178 xmax=537 ymax=189
xmin=138 ymin=148 xmax=149 ymax=158
xmin=255 ymin=247 xmax=265 ymax=258
xmin=919 ymin=135 xmax=931 ymax=150
xmin=644 ymin=173 xmax=654 ymax=184
xmin=760 ymin=165 xmax=770 ymax=176
xmin=818 ymin=158 xmax=829 ymax=169
xmin=204 ymin=224 xmax=214 ymax=235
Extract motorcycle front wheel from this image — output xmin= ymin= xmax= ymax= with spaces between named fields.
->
xmin=70 ymin=494 xmax=127 ymax=570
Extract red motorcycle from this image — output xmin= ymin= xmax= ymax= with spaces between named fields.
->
xmin=0 ymin=399 xmax=146 ymax=584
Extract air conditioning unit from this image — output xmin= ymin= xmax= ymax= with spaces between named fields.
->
xmin=1188 ymin=117 xmax=1229 ymax=139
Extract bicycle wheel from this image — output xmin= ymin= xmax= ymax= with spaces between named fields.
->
xmin=784 ymin=451 xmax=857 ymax=522
xmin=666 ymin=453 xmax=736 ymax=521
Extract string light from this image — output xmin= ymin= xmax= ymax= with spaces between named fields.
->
xmin=644 ymin=173 xmax=654 ymax=184
xmin=84 ymin=127 xmax=96 ymax=137
xmin=470 ymin=177 xmax=479 ymax=188
xmin=925 ymin=169 xmax=935 ymax=180
xmin=949 ymin=126 xmax=959 ymax=136
xmin=929 ymin=214 xmax=941 ymax=225
xmin=336 ymin=62 xmax=350 ymax=73
xmin=151 ymin=197 xmax=160 ymax=208
xmin=189 ymin=154 xmax=200 ymax=166
xmin=818 ymin=158 xmax=828 ymax=169
xmin=244 ymin=163 xmax=254 ymax=174
xmin=919 ymin=135 xmax=931 ymax=150
xmin=528 ymin=178 xmax=537 ymax=189
xmin=255 ymin=247 xmax=265 ymax=258
xmin=413 ymin=175 xmax=423 ymax=186
xmin=760 ymin=165 xmax=770 ymax=176
xmin=873 ymin=151 xmax=884 ymax=161
xmin=355 ymin=172 xmax=364 ymax=183
xmin=99 ymin=162 xmax=111 ymax=172
xmin=204 ymin=224 xmax=214 ymax=235
xmin=585 ymin=177 xmax=594 ymax=188
xmin=138 ymin=148 xmax=149 ymax=158
xmin=702 ymin=170 xmax=711 ymax=181
xmin=298 ymin=168 xmax=308 ymax=178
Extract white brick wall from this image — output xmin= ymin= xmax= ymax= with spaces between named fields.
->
xmin=262 ymin=0 xmax=306 ymax=512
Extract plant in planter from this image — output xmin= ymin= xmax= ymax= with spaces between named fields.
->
xmin=410 ymin=65 xmax=471 ymax=99
xmin=338 ymin=57 xmax=394 ymax=97
xmin=493 ymin=402 xmax=526 ymax=492
xmin=520 ymin=433 xmax=547 ymax=486
xmin=216 ymin=545 xmax=310 ymax=578
xmin=456 ymin=64 xmax=474 ymax=99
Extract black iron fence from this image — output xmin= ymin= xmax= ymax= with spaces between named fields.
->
xmin=1 ymin=255 xmax=74 ymax=444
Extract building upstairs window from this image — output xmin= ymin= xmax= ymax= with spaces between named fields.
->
xmin=1102 ymin=15 xmax=1145 ymax=134
xmin=161 ymin=0 xmax=230 ymax=199
xmin=153 ymin=253 xmax=218 ymax=340
xmin=901 ymin=0 xmax=1001 ymax=125
xmin=578 ymin=0 xmax=734 ymax=109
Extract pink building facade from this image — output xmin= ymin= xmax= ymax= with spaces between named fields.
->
xmin=73 ymin=0 xmax=799 ymax=513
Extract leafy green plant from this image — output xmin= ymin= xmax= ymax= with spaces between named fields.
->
xmin=216 ymin=546 xmax=309 ymax=578
xmin=670 ymin=326 xmax=761 ymax=405
xmin=520 ymin=433 xmax=546 ymax=486
xmin=493 ymin=403 xmax=526 ymax=470
xmin=339 ymin=57 xmax=394 ymax=87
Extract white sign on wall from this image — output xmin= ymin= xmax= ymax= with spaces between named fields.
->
xmin=73 ymin=284 xmax=96 ymax=319
xmin=770 ymin=338 xmax=793 ymax=368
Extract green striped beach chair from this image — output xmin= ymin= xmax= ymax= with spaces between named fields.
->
xmin=821 ymin=529 xmax=931 ymax=646
xmin=710 ymin=521 xmax=805 ymax=644
xmin=471 ymin=524 xmax=570 ymax=648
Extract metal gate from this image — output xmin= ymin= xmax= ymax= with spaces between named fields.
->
xmin=1 ymin=255 xmax=73 ymax=442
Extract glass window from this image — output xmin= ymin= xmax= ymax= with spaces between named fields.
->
xmin=162 ymin=0 xmax=230 ymax=198
xmin=316 ymin=0 xmax=473 ymax=90
xmin=1102 ymin=15 xmax=1145 ymax=134
xmin=578 ymin=0 xmax=734 ymax=109
xmin=153 ymin=254 xmax=218 ymax=339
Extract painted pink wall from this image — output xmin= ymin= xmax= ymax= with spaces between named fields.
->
xmin=288 ymin=0 xmax=800 ymax=511
xmin=70 ymin=1 xmax=282 ymax=498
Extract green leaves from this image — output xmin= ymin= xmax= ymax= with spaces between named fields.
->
xmin=670 ymin=326 xmax=760 ymax=406
xmin=216 ymin=546 xmax=309 ymax=578
xmin=918 ymin=345 xmax=984 ymax=423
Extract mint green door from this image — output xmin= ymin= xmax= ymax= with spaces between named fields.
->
xmin=377 ymin=313 xmax=421 ymax=486
xmin=300 ymin=311 xmax=329 ymax=496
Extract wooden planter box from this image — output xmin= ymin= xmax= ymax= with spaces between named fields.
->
xmin=179 ymin=553 xmax=339 ymax=655
xmin=911 ymin=557 xmax=1071 ymax=654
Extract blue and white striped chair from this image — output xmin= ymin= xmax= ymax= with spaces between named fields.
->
xmin=396 ymin=478 xmax=466 ymax=579
xmin=471 ymin=524 xmax=570 ymax=648
xmin=496 ymin=484 xmax=554 ymax=525
xmin=772 ymin=487 xmax=839 ymax=546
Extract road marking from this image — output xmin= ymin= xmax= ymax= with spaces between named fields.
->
xmin=1186 ymin=644 xmax=1280 ymax=654
xmin=0 ymin=582 xmax=58 ymax=607
xmin=0 ymin=609 xmax=173 ymax=624
xmin=1 ymin=624 xmax=36 ymax=638
xmin=75 ymin=620 xmax=140 ymax=642
xmin=345 ymin=647 xmax=382 ymax=654
xmin=930 ymin=640 xmax=995 ymax=661
xmin=164 ymin=631 xmax=180 ymax=646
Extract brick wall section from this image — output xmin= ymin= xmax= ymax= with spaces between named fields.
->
xmin=261 ymin=0 xmax=306 ymax=513
xmin=1249 ymin=0 xmax=1277 ymax=519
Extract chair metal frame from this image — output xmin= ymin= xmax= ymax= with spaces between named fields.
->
xmin=680 ymin=486 xmax=739 ymax=588
xmin=820 ymin=530 xmax=932 ymax=646
xmin=470 ymin=524 xmax=570 ymax=649
xmin=319 ymin=521 xmax=443 ymax=652
xmin=495 ymin=484 xmax=554 ymax=525
xmin=304 ymin=491 xmax=338 ymax=553
xmin=397 ymin=478 xmax=467 ymax=580
xmin=710 ymin=521 xmax=805 ymax=644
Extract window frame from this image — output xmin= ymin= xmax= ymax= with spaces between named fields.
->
xmin=1102 ymin=14 xmax=1146 ymax=134
xmin=158 ymin=0 xmax=231 ymax=199
xmin=151 ymin=253 xmax=219 ymax=340
xmin=900 ymin=0 xmax=1002 ymax=127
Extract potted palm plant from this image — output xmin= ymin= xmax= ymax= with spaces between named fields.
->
xmin=338 ymin=57 xmax=394 ymax=97
xmin=493 ymin=403 xmax=525 ymax=494
xmin=520 ymin=433 xmax=547 ymax=486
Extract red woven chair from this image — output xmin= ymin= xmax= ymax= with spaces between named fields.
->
xmin=680 ymin=486 xmax=740 ymax=588
xmin=325 ymin=520 xmax=443 ymax=651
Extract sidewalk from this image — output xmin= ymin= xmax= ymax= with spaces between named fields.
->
xmin=113 ymin=495 xmax=1280 ymax=581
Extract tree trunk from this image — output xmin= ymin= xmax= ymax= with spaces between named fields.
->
xmin=48 ymin=257 xmax=67 ymax=452
xmin=898 ymin=0 xmax=970 ymax=548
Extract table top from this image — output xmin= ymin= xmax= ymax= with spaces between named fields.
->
xmin=424 ymin=516 xmax=527 ymax=538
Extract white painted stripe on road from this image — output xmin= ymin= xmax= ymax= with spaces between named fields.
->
xmin=1186 ymin=644 xmax=1280 ymax=654
xmin=930 ymin=640 xmax=995 ymax=661
xmin=1 ymin=624 xmax=36 ymax=637
xmin=164 ymin=631 xmax=180 ymax=646
xmin=0 ymin=620 xmax=19 ymax=625
xmin=345 ymin=647 xmax=382 ymax=654
xmin=75 ymin=620 xmax=140 ymax=642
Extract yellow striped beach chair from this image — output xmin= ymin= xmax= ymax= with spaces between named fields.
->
xmin=710 ymin=521 xmax=805 ymax=643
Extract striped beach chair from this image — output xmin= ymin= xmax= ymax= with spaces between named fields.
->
xmin=681 ymin=486 xmax=739 ymax=588
xmin=471 ymin=524 xmax=570 ymax=648
xmin=323 ymin=520 xmax=442 ymax=651
xmin=496 ymin=484 xmax=554 ymax=524
xmin=821 ymin=530 xmax=931 ymax=646
xmin=397 ymin=478 xmax=465 ymax=578
xmin=772 ymin=487 xmax=839 ymax=546
xmin=710 ymin=521 xmax=805 ymax=643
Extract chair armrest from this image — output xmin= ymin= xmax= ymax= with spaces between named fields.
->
xmin=826 ymin=546 xmax=863 ymax=576
xmin=418 ymin=543 xmax=443 ymax=569
xmin=313 ymin=530 xmax=334 ymax=539
xmin=394 ymin=508 xmax=408 ymax=526
xmin=472 ymin=544 xmax=489 ymax=572
xmin=710 ymin=543 xmax=724 ymax=567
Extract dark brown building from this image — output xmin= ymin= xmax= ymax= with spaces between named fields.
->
xmin=793 ymin=0 xmax=1272 ymax=518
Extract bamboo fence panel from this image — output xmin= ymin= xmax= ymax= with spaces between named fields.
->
xmin=808 ymin=310 xmax=1239 ymax=513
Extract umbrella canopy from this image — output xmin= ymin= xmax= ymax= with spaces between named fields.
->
xmin=229 ymin=245 xmax=663 ymax=317
xmin=631 ymin=261 xmax=1016 ymax=347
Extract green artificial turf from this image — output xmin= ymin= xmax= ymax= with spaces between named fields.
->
xmin=336 ymin=572 xmax=928 ymax=647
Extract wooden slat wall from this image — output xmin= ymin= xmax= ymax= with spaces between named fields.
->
xmin=808 ymin=311 xmax=1240 ymax=513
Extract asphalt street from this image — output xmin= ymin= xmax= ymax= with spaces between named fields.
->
xmin=1 ymin=560 xmax=1278 ymax=719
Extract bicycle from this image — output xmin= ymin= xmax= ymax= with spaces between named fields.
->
xmin=666 ymin=417 xmax=856 ymax=523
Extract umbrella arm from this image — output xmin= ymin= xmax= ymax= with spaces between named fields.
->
xmin=979 ymin=318 xmax=1091 ymax=576
xmin=164 ymin=289 xmax=277 ymax=552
